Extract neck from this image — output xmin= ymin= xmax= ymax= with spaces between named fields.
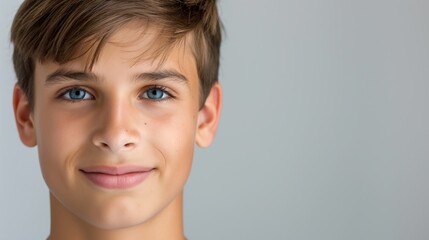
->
xmin=48 ymin=192 xmax=185 ymax=240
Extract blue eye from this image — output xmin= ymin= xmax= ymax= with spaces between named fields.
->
xmin=142 ymin=87 xmax=170 ymax=100
xmin=62 ymin=88 xmax=94 ymax=100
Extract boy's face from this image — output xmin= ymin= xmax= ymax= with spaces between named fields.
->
xmin=13 ymin=25 xmax=221 ymax=229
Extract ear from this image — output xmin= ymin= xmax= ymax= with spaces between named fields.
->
xmin=13 ymin=84 xmax=37 ymax=147
xmin=196 ymin=83 xmax=222 ymax=148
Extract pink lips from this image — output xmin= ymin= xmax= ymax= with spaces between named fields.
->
xmin=80 ymin=165 xmax=154 ymax=189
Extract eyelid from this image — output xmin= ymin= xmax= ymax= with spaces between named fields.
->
xmin=58 ymin=86 xmax=96 ymax=101
xmin=139 ymin=85 xmax=175 ymax=101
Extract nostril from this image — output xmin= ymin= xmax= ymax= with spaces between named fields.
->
xmin=93 ymin=133 xmax=138 ymax=152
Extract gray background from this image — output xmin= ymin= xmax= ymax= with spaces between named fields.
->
xmin=1 ymin=0 xmax=428 ymax=239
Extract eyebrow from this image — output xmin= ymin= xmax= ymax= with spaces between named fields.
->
xmin=45 ymin=69 xmax=99 ymax=86
xmin=45 ymin=68 xmax=188 ymax=86
xmin=133 ymin=69 xmax=188 ymax=83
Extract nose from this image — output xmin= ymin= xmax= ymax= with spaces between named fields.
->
xmin=92 ymin=99 xmax=140 ymax=153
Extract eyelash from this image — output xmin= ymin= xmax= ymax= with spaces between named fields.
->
xmin=58 ymin=87 xmax=95 ymax=102
xmin=139 ymin=86 xmax=174 ymax=101
xmin=57 ymin=85 xmax=174 ymax=103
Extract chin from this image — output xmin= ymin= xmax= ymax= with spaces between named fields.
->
xmin=89 ymin=216 xmax=146 ymax=230
xmin=78 ymin=197 xmax=157 ymax=230
xmin=84 ymin=209 xmax=152 ymax=230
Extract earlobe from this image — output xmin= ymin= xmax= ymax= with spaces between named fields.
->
xmin=13 ymin=84 xmax=37 ymax=147
xmin=195 ymin=83 xmax=222 ymax=148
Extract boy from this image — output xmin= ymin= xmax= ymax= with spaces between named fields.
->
xmin=10 ymin=1 xmax=222 ymax=239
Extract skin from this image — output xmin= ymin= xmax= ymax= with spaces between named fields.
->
xmin=13 ymin=24 xmax=222 ymax=240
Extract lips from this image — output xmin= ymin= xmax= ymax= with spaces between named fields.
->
xmin=80 ymin=165 xmax=154 ymax=189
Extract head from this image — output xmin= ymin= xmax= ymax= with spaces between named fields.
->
xmin=11 ymin=0 xmax=222 ymax=230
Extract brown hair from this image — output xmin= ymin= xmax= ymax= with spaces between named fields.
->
xmin=11 ymin=0 xmax=222 ymax=108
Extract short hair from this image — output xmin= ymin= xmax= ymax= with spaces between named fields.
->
xmin=11 ymin=0 xmax=222 ymax=108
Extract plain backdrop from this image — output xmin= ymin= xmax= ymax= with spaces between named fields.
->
xmin=1 ymin=0 xmax=429 ymax=239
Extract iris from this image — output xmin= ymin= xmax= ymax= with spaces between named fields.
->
xmin=63 ymin=88 xmax=93 ymax=100
xmin=144 ymin=88 xmax=169 ymax=100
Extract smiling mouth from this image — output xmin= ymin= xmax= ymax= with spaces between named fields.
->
xmin=79 ymin=165 xmax=154 ymax=189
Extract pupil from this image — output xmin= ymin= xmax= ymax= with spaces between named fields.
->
xmin=150 ymin=89 xmax=162 ymax=98
xmin=72 ymin=89 xmax=83 ymax=98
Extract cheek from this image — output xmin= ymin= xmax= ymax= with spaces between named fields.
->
xmin=34 ymin=107 xmax=88 ymax=194
xmin=150 ymin=111 xmax=197 ymax=188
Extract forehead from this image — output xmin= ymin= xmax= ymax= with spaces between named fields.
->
xmin=76 ymin=22 xmax=196 ymax=71
xmin=36 ymin=23 xmax=199 ymax=84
